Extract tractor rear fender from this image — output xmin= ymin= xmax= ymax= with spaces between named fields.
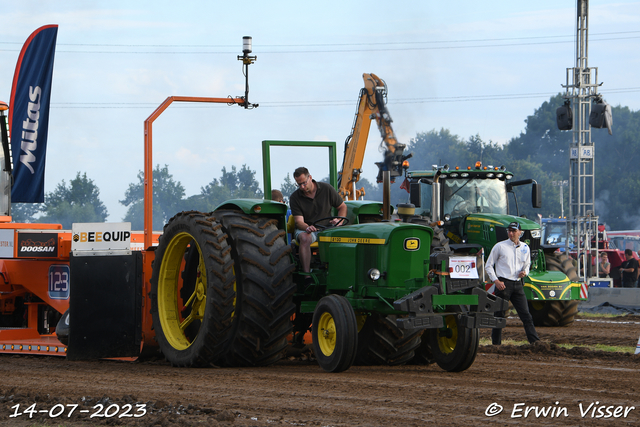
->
xmin=344 ymin=200 xmax=392 ymax=224
xmin=214 ymin=199 xmax=289 ymax=229
xmin=214 ymin=198 xmax=288 ymax=215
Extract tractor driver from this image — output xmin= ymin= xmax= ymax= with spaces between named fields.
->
xmin=290 ymin=167 xmax=347 ymax=275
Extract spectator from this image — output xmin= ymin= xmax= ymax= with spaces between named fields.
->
xmin=619 ymin=249 xmax=638 ymax=288
xmin=271 ymin=189 xmax=284 ymax=203
xmin=598 ymin=252 xmax=610 ymax=278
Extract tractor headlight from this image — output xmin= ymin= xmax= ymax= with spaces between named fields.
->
xmin=368 ymin=268 xmax=381 ymax=281
xmin=531 ymin=229 xmax=541 ymax=238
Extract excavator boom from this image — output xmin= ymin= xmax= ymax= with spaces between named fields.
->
xmin=338 ymin=73 xmax=408 ymax=201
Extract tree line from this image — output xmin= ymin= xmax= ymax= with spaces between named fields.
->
xmin=11 ymin=164 xmax=265 ymax=230
xmin=11 ymin=93 xmax=640 ymax=231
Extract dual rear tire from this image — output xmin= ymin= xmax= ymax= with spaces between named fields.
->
xmin=150 ymin=211 xmax=295 ymax=367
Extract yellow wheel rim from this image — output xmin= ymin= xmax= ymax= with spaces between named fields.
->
xmin=157 ymin=232 xmax=206 ymax=351
xmin=437 ymin=315 xmax=458 ymax=354
xmin=317 ymin=312 xmax=337 ymax=356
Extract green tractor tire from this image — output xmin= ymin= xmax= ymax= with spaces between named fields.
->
xmin=354 ymin=313 xmax=423 ymax=366
xmin=528 ymin=253 xmax=580 ymax=327
xmin=213 ymin=210 xmax=297 ymax=367
xmin=312 ymin=295 xmax=358 ymax=373
xmin=150 ymin=212 xmax=237 ymax=367
xmin=428 ymin=306 xmax=479 ymax=372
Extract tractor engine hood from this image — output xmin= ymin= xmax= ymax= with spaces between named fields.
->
xmin=317 ymin=222 xmax=433 ymax=291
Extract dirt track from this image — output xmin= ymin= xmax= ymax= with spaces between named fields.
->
xmin=1 ymin=314 xmax=640 ymax=427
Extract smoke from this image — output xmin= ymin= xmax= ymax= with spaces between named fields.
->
xmin=594 ymin=190 xmax=610 ymax=224
xmin=620 ymin=209 xmax=640 ymax=231
xmin=598 ymin=189 xmax=640 ymax=230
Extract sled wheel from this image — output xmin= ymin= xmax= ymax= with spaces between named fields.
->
xmin=55 ymin=309 xmax=70 ymax=346
xmin=429 ymin=306 xmax=478 ymax=372
xmin=151 ymin=211 xmax=236 ymax=367
xmin=312 ymin=295 xmax=358 ymax=373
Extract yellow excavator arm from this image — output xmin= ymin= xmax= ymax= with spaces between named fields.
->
xmin=337 ymin=73 xmax=409 ymax=201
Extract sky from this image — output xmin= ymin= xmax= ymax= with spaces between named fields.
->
xmin=1 ymin=1 xmax=639 ymax=223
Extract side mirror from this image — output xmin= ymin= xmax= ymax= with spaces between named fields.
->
xmin=532 ymin=182 xmax=541 ymax=209
xmin=409 ymin=182 xmax=421 ymax=207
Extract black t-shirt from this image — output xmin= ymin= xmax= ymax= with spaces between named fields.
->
xmin=621 ymin=258 xmax=639 ymax=282
xmin=289 ymin=181 xmax=343 ymax=226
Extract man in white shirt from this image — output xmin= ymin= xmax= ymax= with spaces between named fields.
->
xmin=485 ymin=221 xmax=540 ymax=345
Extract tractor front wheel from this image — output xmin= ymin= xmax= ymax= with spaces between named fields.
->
xmin=428 ymin=306 xmax=479 ymax=372
xmin=312 ymin=295 xmax=358 ymax=373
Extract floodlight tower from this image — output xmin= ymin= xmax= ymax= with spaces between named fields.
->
xmin=560 ymin=0 xmax=601 ymax=281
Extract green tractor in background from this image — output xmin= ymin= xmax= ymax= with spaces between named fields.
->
xmin=149 ymin=141 xmax=507 ymax=373
xmin=404 ymin=162 xmax=584 ymax=327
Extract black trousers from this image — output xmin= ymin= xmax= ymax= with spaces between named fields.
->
xmin=491 ymin=278 xmax=540 ymax=345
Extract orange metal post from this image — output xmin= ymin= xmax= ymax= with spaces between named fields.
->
xmin=143 ymin=96 xmax=245 ymax=249
xmin=140 ymin=96 xmax=244 ymax=349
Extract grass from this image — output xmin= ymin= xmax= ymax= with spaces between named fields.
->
xmin=577 ymin=311 xmax=632 ymax=319
xmin=505 ymin=310 xmax=637 ymax=320
xmin=479 ymin=337 xmax=636 ymax=354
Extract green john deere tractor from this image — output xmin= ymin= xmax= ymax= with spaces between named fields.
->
xmin=149 ymin=141 xmax=507 ymax=373
xmin=405 ymin=162 xmax=585 ymax=327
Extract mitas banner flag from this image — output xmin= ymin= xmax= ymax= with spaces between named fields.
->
xmin=8 ymin=25 xmax=58 ymax=203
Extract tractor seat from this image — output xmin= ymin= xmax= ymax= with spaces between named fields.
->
xmin=287 ymin=215 xmax=318 ymax=248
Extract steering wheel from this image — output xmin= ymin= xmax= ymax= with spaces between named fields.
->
xmin=311 ymin=216 xmax=350 ymax=230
